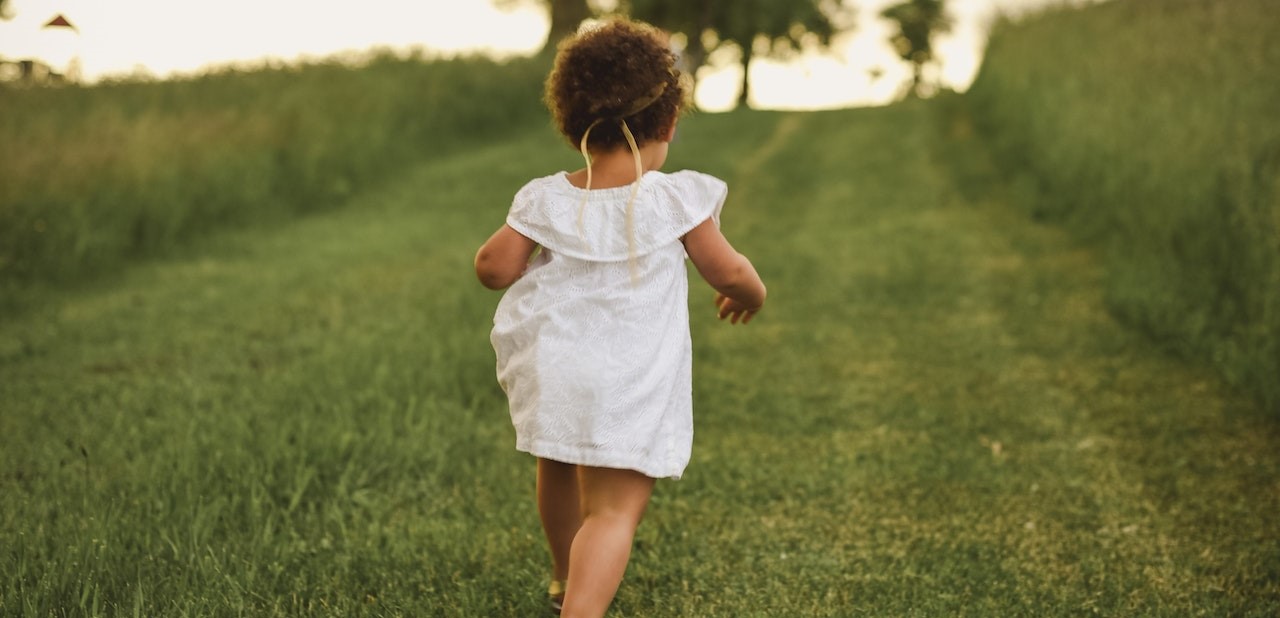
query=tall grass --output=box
[963,0,1280,412]
[4,104,1276,616]
[0,50,549,306]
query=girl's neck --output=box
[565,144,663,190]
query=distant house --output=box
[0,57,66,84]
[0,13,79,84]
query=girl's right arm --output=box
[475,225,538,290]
[682,218,767,324]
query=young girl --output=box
[475,17,767,617]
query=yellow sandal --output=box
[548,579,566,615]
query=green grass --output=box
[963,0,1280,413]
[0,51,549,305]
[3,100,1277,616]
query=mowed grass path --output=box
[3,102,1277,616]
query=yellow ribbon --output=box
[577,117,644,284]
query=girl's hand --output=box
[715,292,760,325]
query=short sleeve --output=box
[653,170,727,236]
[504,171,728,262]
[505,175,580,253]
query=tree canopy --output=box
[880,0,952,98]
[494,0,594,55]
[504,0,853,109]
[619,0,851,109]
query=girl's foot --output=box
[548,579,566,615]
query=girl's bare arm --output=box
[475,225,538,290]
[682,218,766,323]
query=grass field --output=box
[3,98,1277,615]
[0,52,546,303]
[964,0,1280,412]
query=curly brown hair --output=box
[545,17,689,152]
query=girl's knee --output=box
[577,466,654,522]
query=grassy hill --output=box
[0,51,548,311]
[2,100,1276,618]
[963,0,1280,412]
[1,2,1277,614]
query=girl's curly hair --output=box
[545,18,690,152]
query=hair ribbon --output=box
[576,81,669,283]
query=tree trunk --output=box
[543,0,591,53]
[685,2,715,109]
[681,34,707,92]
[737,41,753,109]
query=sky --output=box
[0,0,1085,111]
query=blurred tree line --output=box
[620,0,849,109]
[502,0,953,108]
[4,0,951,102]
[881,0,952,98]
[538,0,855,109]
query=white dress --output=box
[490,169,727,479]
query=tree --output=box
[495,0,594,55]
[880,0,952,98]
[1,0,12,20]
[544,0,592,53]
[619,0,850,109]
[620,0,715,90]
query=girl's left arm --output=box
[475,225,538,290]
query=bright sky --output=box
[0,0,1083,110]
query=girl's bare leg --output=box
[537,458,582,583]
[560,466,655,618]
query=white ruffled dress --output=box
[490,169,727,479]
